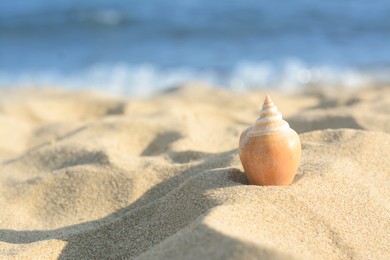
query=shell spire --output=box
[251,95,289,135]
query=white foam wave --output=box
[0,60,389,96]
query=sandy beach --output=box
[0,85,389,259]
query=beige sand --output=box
[0,85,389,259]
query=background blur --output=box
[1,0,389,96]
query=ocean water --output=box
[1,0,390,95]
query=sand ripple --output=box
[0,86,389,259]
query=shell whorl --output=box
[250,95,290,135]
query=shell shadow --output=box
[228,169,249,185]
[230,171,304,186]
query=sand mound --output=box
[288,86,390,133]
[0,86,389,259]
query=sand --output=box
[0,84,389,259]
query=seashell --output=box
[239,95,301,186]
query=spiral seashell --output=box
[239,95,301,186]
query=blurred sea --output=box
[1,0,390,96]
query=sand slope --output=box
[0,85,389,259]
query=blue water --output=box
[1,0,390,95]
